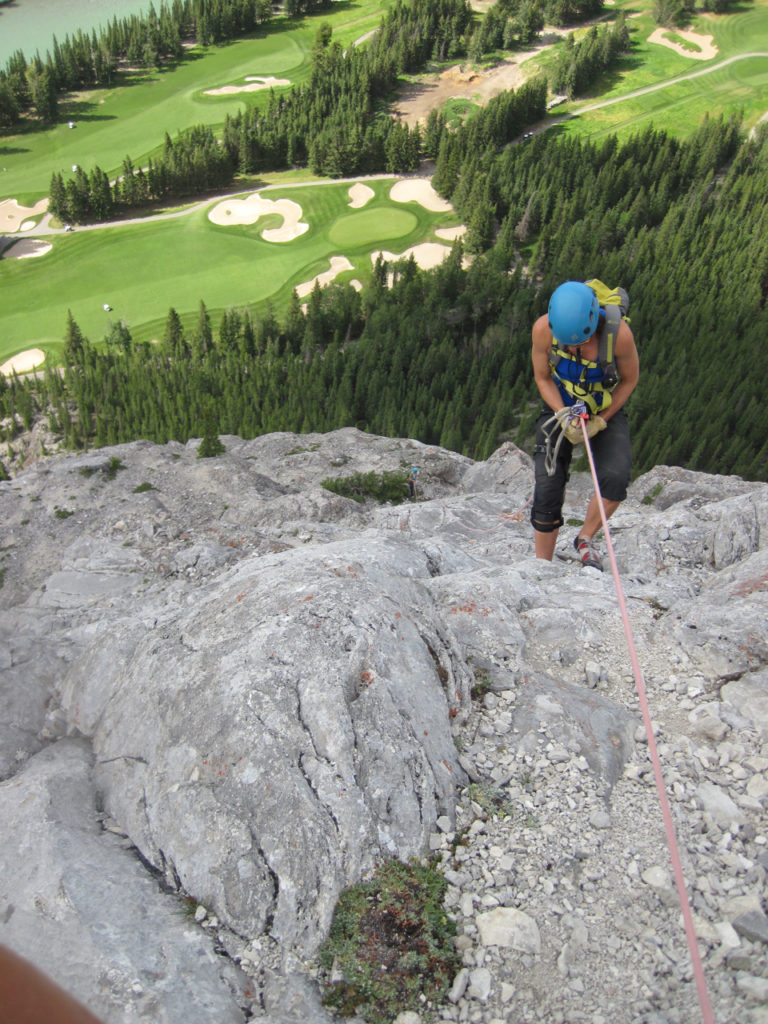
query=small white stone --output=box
[585,661,602,687]
[548,745,570,763]
[696,781,747,827]
[641,866,671,890]
[460,893,477,917]
[501,982,516,1003]
[746,774,768,799]
[194,904,207,922]
[589,809,611,830]
[448,967,469,1004]
[737,975,768,1002]
[467,967,492,1001]
[476,906,541,954]
[713,920,741,949]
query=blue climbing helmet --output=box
[548,281,600,345]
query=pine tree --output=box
[198,416,225,458]
[193,300,213,359]
[63,310,86,366]
[163,307,187,360]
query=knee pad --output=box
[531,510,563,533]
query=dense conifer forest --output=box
[1,0,765,483]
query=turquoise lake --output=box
[0,0,152,65]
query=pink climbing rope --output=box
[579,415,715,1024]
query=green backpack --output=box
[583,278,630,388]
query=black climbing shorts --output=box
[531,407,632,533]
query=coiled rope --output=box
[578,413,715,1024]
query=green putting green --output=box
[329,208,419,247]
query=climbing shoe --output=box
[574,534,603,571]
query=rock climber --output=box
[407,466,419,498]
[530,280,639,569]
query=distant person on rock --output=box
[407,466,419,498]
[530,280,639,570]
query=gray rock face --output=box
[62,536,468,954]
[1,427,767,1024]
[0,739,247,1023]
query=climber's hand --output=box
[586,415,607,439]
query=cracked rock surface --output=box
[0,430,767,1023]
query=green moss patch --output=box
[318,858,459,1024]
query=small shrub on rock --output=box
[321,470,409,504]
[197,433,225,458]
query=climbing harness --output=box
[539,401,589,476]
[549,280,630,415]
[578,413,715,1024]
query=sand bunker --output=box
[390,178,453,212]
[208,192,308,242]
[296,256,354,298]
[2,238,52,259]
[0,197,49,233]
[435,225,467,241]
[0,348,46,376]
[372,241,453,272]
[371,241,472,285]
[648,27,717,60]
[204,75,290,95]
[348,183,375,209]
